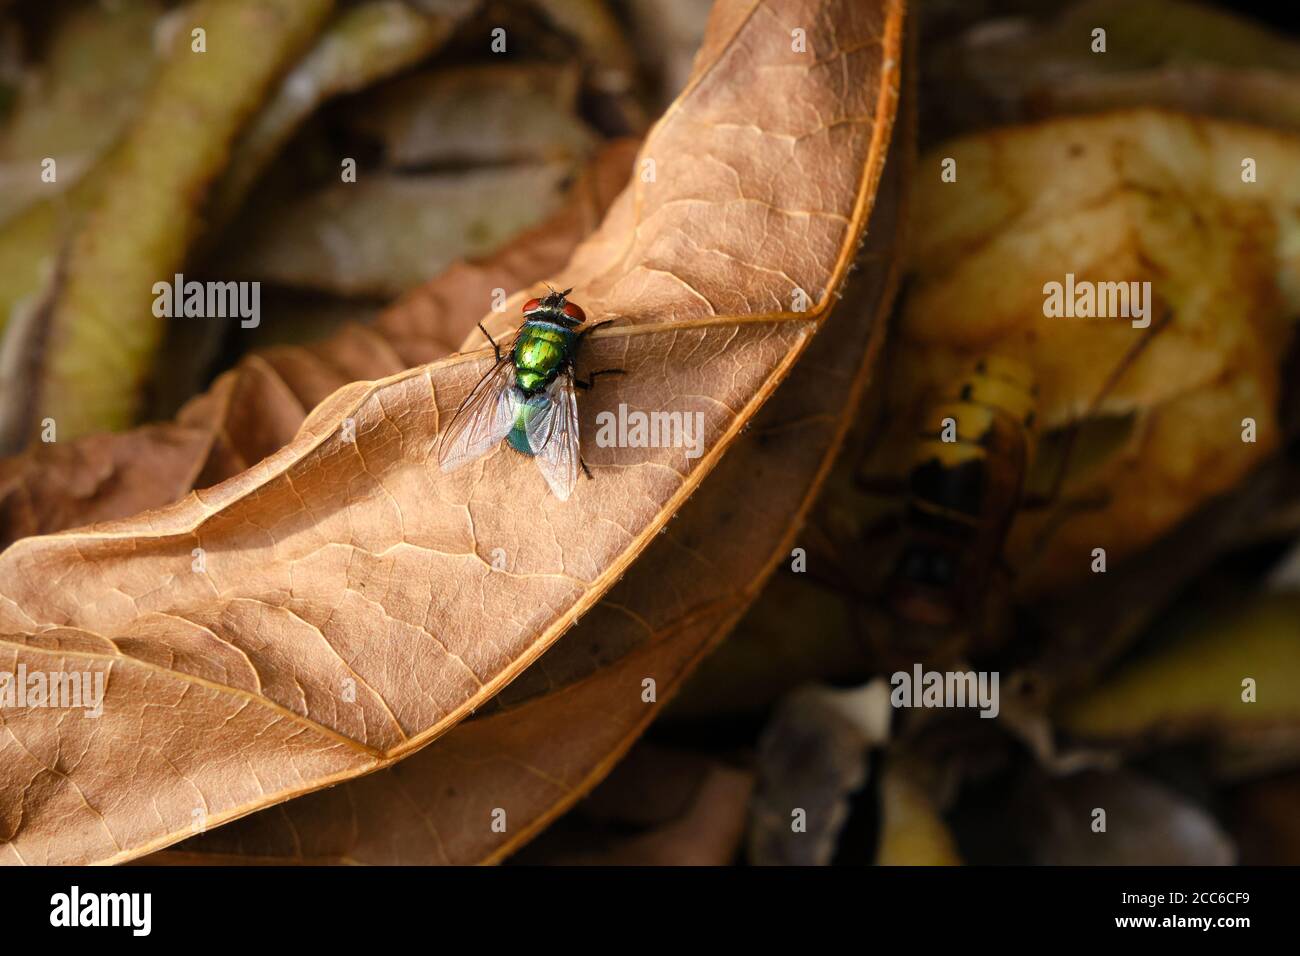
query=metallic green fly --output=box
[437,288,622,500]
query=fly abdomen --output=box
[506,395,547,456]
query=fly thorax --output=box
[513,321,576,393]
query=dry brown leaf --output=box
[867,110,1298,594]
[0,140,636,552]
[1020,769,1235,866]
[749,680,893,866]
[521,0,637,95]
[625,0,716,106]
[0,426,213,547]
[875,758,962,865]
[152,25,913,866]
[668,569,873,721]
[143,628,720,865]
[515,746,756,866]
[1057,594,1300,748]
[345,63,595,168]
[31,0,336,440]
[225,163,576,297]
[0,0,903,865]
[0,0,162,225]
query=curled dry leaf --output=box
[226,163,576,297]
[513,745,756,866]
[28,0,336,442]
[865,109,1298,595]
[207,0,477,231]
[1020,769,1235,866]
[0,1,162,225]
[345,63,595,168]
[520,0,637,94]
[1021,66,1300,134]
[923,0,1300,140]
[1058,595,1300,756]
[668,571,873,721]
[170,39,911,867]
[150,1,910,868]
[749,680,893,866]
[0,4,207,360]
[0,140,637,552]
[6,1,472,433]
[0,0,904,866]
[0,427,213,547]
[875,757,961,865]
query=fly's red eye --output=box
[562,301,586,322]
[522,297,541,314]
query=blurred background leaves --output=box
[1,0,1298,865]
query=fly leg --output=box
[576,319,623,390]
[580,457,594,480]
[478,321,501,362]
[575,369,625,391]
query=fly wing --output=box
[438,354,520,473]
[525,368,581,501]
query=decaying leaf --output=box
[875,757,962,865]
[207,0,476,231]
[1058,594,1300,753]
[520,0,637,94]
[346,63,595,168]
[749,680,893,865]
[0,140,637,551]
[1019,769,1235,866]
[924,0,1300,139]
[512,745,755,866]
[864,109,1298,594]
[225,163,575,297]
[0,426,213,546]
[29,0,335,441]
[669,572,873,721]
[0,0,904,866]
[0,4,191,352]
[1021,66,1300,134]
[148,18,913,867]
[0,1,162,225]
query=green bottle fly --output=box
[437,287,622,500]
